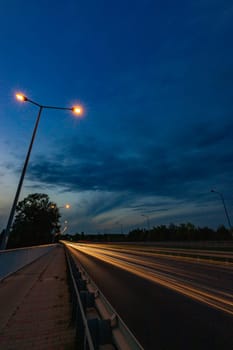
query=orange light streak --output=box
[66,243,233,316]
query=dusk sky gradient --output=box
[1,0,233,234]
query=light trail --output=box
[76,243,233,265]
[66,242,233,316]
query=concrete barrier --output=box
[0,244,57,280]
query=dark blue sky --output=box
[1,0,233,234]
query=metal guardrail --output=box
[65,248,95,350]
[64,246,144,350]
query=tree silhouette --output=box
[8,193,60,248]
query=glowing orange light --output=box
[16,93,26,102]
[65,204,71,209]
[72,105,83,115]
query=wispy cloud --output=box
[26,118,233,203]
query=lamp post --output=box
[62,220,69,234]
[115,221,123,234]
[141,214,150,230]
[0,93,82,250]
[211,189,232,230]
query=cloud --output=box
[25,116,233,209]
[180,120,233,149]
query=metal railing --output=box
[64,246,144,350]
[65,248,95,350]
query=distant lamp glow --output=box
[72,105,83,115]
[16,93,27,102]
[50,203,70,209]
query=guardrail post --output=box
[75,303,85,348]
[80,291,95,310]
[88,318,112,349]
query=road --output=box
[66,243,233,350]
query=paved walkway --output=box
[0,245,76,349]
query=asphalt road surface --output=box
[66,243,233,350]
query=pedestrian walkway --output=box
[0,244,76,349]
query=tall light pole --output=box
[141,214,150,230]
[62,220,69,234]
[0,93,83,250]
[211,189,232,230]
[115,221,123,234]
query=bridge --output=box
[0,242,233,349]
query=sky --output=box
[1,0,233,234]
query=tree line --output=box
[127,222,232,242]
[0,193,232,249]
[62,222,232,243]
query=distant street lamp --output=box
[51,204,71,210]
[211,189,232,230]
[115,221,123,234]
[141,214,150,230]
[0,93,83,250]
[53,220,69,242]
[61,220,69,234]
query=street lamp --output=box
[141,214,150,230]
[115,221,123,234]
[0,93,83,250]
[50,204,71,210]
[210,189,232,230]
[61,220,69,234]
